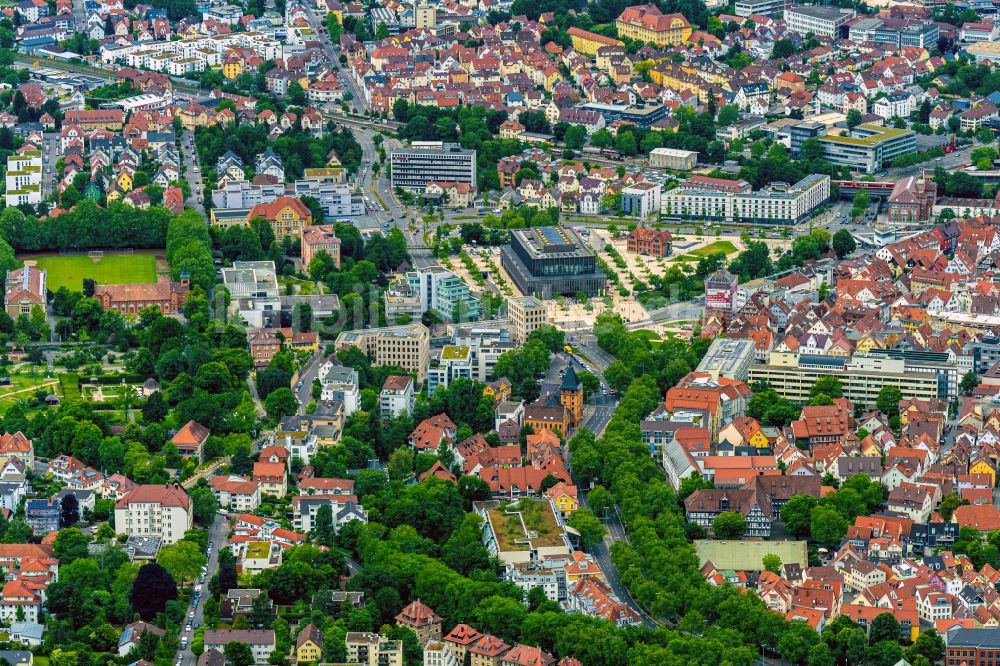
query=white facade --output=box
[662,174,829,224]
[113,484,192,545]
[784,5,855,38]
[873,93,914,120]
[423,643,458,666]
[621,182,662,218]
[5,151,42,207]
[380,379,414,419]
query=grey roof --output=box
[9,623,43,641]
[662,439,695,478]
[197,649,226,666]
[835,456,882,477]
[204,630,275,647]
[0,652,33,665]
[946,627,1000,648]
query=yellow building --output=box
[295,624,322,663]
[616,4,691,46]
[248,196,313,242]
[567,27,624,57]
[546,482,578,518]
[971,458,997,486]
[116,171,133,192]
[222,59,242,79]
[854,334,885,354]
[483,378,511,403]
[649,62,707,99]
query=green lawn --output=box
[32,253,159,292]
[689,241,738,257]
[633,330,660,343]
[0,375,59,409]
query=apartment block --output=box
[335,324,430,381]
[661,174,829,224]
[113,483,192,545]
[405,266,481,322]
[784,5,855,37]
[5,151,41,207]
[507,296,548,344]
[346,633,403,666]
[748,352,943,407]
[380,375,415,419]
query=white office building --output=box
[784,5,855,38]
[390,143,477,191]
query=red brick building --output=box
[626,228,673,256]
[94,274,190,315]
[887,175,937,224]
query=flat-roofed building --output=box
[696,338,756,382]
[390,143,476,191]
[818,124,916,174]
[501,226,606,299]
[661,174,830,224]
[345,632,403,666]
[735,0,789,17]
[335,324,430,381]
[507,296,547,344]
[784,4,855,37]
[748,352,943,407]
[621,181,662,218]
[649,147,698,170]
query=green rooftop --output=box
[819,123,912,147]
[245,541,271,559]
[442,345,470,360]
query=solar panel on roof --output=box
[540,227,564,245]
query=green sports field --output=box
[31,253,159,292]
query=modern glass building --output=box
[501,227,606,299]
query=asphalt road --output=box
[568,333,616,373]
[41,132,59,199]
[178,514,228,666]
[580,491,658,629]
[295,353,323,407]
[300,0,367,114]
[180,130,205,214]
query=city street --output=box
[580,491,657,629]
[295,353,323,407]
[178,514,228,666]
[299,0,367,114]
[180,130,205,214]
[41,132,59,199]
